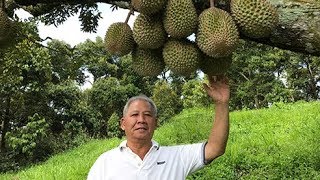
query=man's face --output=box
[121,99,157,142]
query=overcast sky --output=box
[16,3,137,46]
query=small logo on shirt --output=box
[157,161,166,165]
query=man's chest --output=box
[105,149,186,180]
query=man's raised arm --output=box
[203,75,230,163]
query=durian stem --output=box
[210,0,215,7]
[125,7,134,24]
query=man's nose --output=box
[137,114,146,123]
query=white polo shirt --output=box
[87,140,207,180]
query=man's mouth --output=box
[135,127,147,131]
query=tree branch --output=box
[10,0,320,56]
[14,0,130,6]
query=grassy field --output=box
[1,101,319,179]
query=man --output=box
[87,75,230,180]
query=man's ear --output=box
[120,117,125,130]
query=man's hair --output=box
[122,95,157,117]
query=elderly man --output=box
[87,75,230,180]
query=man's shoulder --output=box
[161,142,204,149]
[97,146,121,159]
[158,142,205,153]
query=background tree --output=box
[0,21,99,171]
[47,40,86,84]
[228,40,293,110]
[282,53,320,101]
[152,80,182,125]
[0,21,51,152]
[74,37,118,81]
[181,78,211,109]
[88,77,139,137]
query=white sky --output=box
[15,3,137,46]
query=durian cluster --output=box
[104,0,279,77]
[0,9,18,48]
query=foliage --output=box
[67,95,102,137]
[47,40,86,85]
[228,40,295,110]
[45,121,90,154]
[0,22,97,171]
[152,80,182,125]
[107,112,123,138]
[46,81,84,133]
[181,78,211,109]
[88,77,139,137]
[0,21,53,155]
[33,3,102,33]
[282,53,320,101]
[0,150,20,173]
[74,37,116,81]
[117,55,158,97]
[6,113,49,157]
[75,38,157,97]
[163,71,199,97]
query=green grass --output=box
[1,101,319,179]
[0,138,121,180]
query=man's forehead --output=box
[128,110,152,113]
[128,100,152,110]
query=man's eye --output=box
[131,114,138,116]
[144,113,152,117]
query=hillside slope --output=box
[1,101,319,179]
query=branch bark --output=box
[10,0,320,56]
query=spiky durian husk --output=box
[104,22,134,56]
[231,0,279,38]
[133,14,166,49]
[200,55,232,76]
[197,7,239,58]
[163,0,198,39]
[163,39,201,76]
[132,47,165,77]
[132,0,167,15]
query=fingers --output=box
[208,74,229,84]
[219,75,229,85]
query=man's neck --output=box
[126,140,153,160]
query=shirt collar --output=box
[119,140,159,151]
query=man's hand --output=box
[203,75,230,104]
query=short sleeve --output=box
[87,153,107,180]
[178,142,206,175]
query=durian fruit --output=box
[133,14,166,49]
[132,0,167,15]
[197,7,239,58]
[200,55,232,76]
[132,47,165,77]
[231,0,278,38]
[163,0,198,39]
[163,39,201,76]
[104,22,135,56]
[0,9,16,48]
